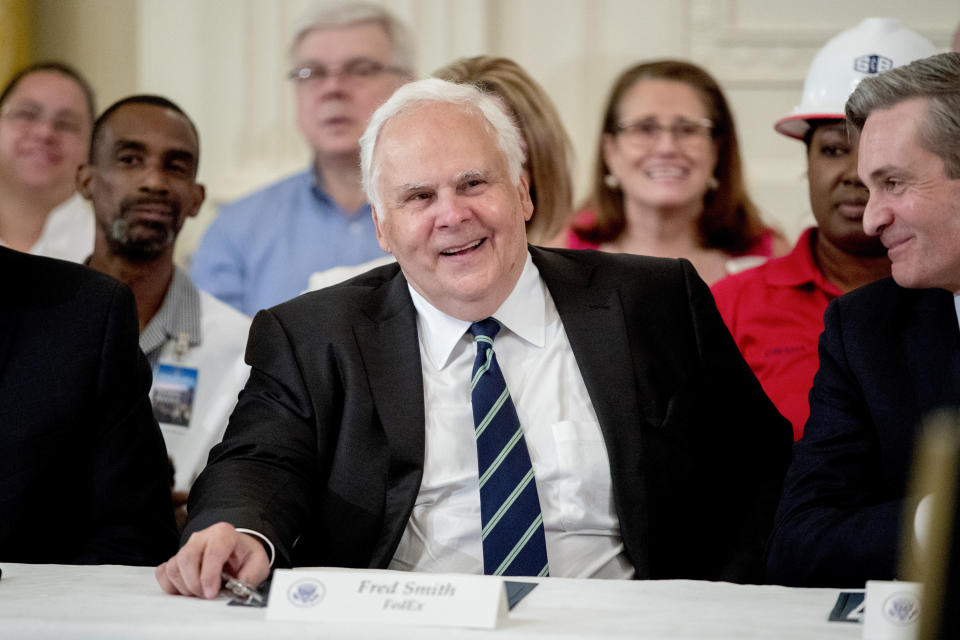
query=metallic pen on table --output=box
[221,572,264,604]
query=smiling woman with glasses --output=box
[0,61,96,262]
[566,59,787,286]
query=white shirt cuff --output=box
[235,527,276,567]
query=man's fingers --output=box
[155,562,179,595]
[157,556,193,597]
[199,525,237,599]
[233,537,271,587]
[155,522,246,599]
[176,534,209,597]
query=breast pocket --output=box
[550,420,617,532]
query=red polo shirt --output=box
[711,228,841,440]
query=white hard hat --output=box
[775,17,936,140]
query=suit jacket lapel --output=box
[354,270,426,567]
[531,247,651,577]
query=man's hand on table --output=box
[155,522,269,598]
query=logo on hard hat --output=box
[853,54,893,75]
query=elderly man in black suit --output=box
[0,247,177,564]
[767,52,960,587]
[157,78,790,599]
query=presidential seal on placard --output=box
[882,591,921,625]
[288,579,326,607]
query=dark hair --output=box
[801,118,845,150]
[0,61,96,124]
[846,52,960,180]
[433,56,574,245]
[90,94,200,164]
[575,59,765,253]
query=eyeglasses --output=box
[614,117,714,151]
[288,58,407,85]
[0,102,85,137]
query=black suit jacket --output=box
[0,248,177,564]
[766,278,960,587]
[187,247,791,582]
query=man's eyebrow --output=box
[52,107,83,119]
[867,165,903,182]
[295,55,379,67]
[456,169,490,182]
[165,148,198,164]
[111,140,197,164]
[393,181,435,193]
[113,139,147,153]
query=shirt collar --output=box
[954,293,960,331]
[139,267,202,357]
[308,164,372,218]
[409,251,545,369]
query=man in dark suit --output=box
[0,247,178,564]
[157,78,791,598]
[767,52,960,587]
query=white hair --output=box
[290,1,415,72]
[359,77,526,216]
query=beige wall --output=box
[1,0,32,86]
[31,0,137,111]
[29,0,960,266]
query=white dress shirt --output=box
[28,194,94,263]
[388,252,634,579]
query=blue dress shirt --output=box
[190,169,386,316]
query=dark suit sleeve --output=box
[679,261,794,582]
[766,299,902,587]
[80,282,178,565]
[184,308,323,565]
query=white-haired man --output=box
[157,79,790,598]
[190,2,414,316]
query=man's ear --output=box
[186,183,206,219]
[372,207,392,254]
[76,163,95,201]
[517,174,534,222]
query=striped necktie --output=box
[469,318,549,577]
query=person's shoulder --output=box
[217,170,312,219]
[538,244,679,268]
[268,260,404,320]
[740,226,791,259]
[712,259,769,294]
[533,245,691,290]
[198,287,253,330]
[825,277,916,338]
[306,256,396,292]
[4,248,123,307]
[834,276,901,314]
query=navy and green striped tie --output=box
[469,318,549,577]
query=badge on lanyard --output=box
[152,363,198,427]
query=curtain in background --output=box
[0,0,31,88]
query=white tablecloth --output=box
[0,563,861,639]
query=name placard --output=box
[265,568,508,629]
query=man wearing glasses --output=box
[190,3,414,316]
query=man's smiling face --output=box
[859,97,960,292]
[371,101,533,321]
